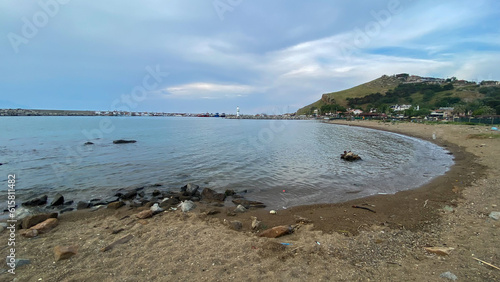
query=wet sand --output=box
[2,120,499,281]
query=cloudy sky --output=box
[1,0,499,114]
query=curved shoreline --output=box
[5,120,499,281]
[234,120,483,235]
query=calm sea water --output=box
[0,117,453,210]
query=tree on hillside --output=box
[473,106,496,116]
[452,104,467,115]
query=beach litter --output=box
[439,271,458,281]
[178,200,196,212]
[489,211,500,220]
[492,127,498,131]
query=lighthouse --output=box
[236,106,240,117]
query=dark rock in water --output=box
[22,195,48,207]
[76,201,92,210]
[63,200,74,206]
[225,189,235,196]
[152,190,161,197]
[59,208,74,214]
[232,194,245,199]
[21,213,58,229]
[137,191,145,198]
[153,183,162,187]
[84,141,94,145]
[113,139,137,144]
[201,188,226,202]
[340,151,362,161]
[181,183,199,196]
[107,201,125,209]
[50,193,65,206]
[120,190,138,200]
[231,199,266,208]
[0,163,3,166]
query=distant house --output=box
[348,109,363,115]
[390,104,412,112]
[480,80,500,86]
[430,107,454,119]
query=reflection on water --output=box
[0,117,453,210]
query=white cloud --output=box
[158,82,257,99]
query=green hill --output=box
[297,74,500,116]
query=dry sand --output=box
[2,120,499,281]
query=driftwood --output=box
[473,257,500,271]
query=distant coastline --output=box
[0,108,310,120]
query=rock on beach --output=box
[54,245,79,261]
[258,225,293,238]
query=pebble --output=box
[440,271,457,281]
[270,210,277,214]
[54,245,79,261]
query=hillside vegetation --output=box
[297,74,500,116]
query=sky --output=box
[1,0,499,114]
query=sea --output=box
[0,116,454,211]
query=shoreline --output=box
[2,120,499,281]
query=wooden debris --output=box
[473,257,500,271]
[424,247,454,256]
[352,205,376,213]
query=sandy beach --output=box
[2,120,499,281]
